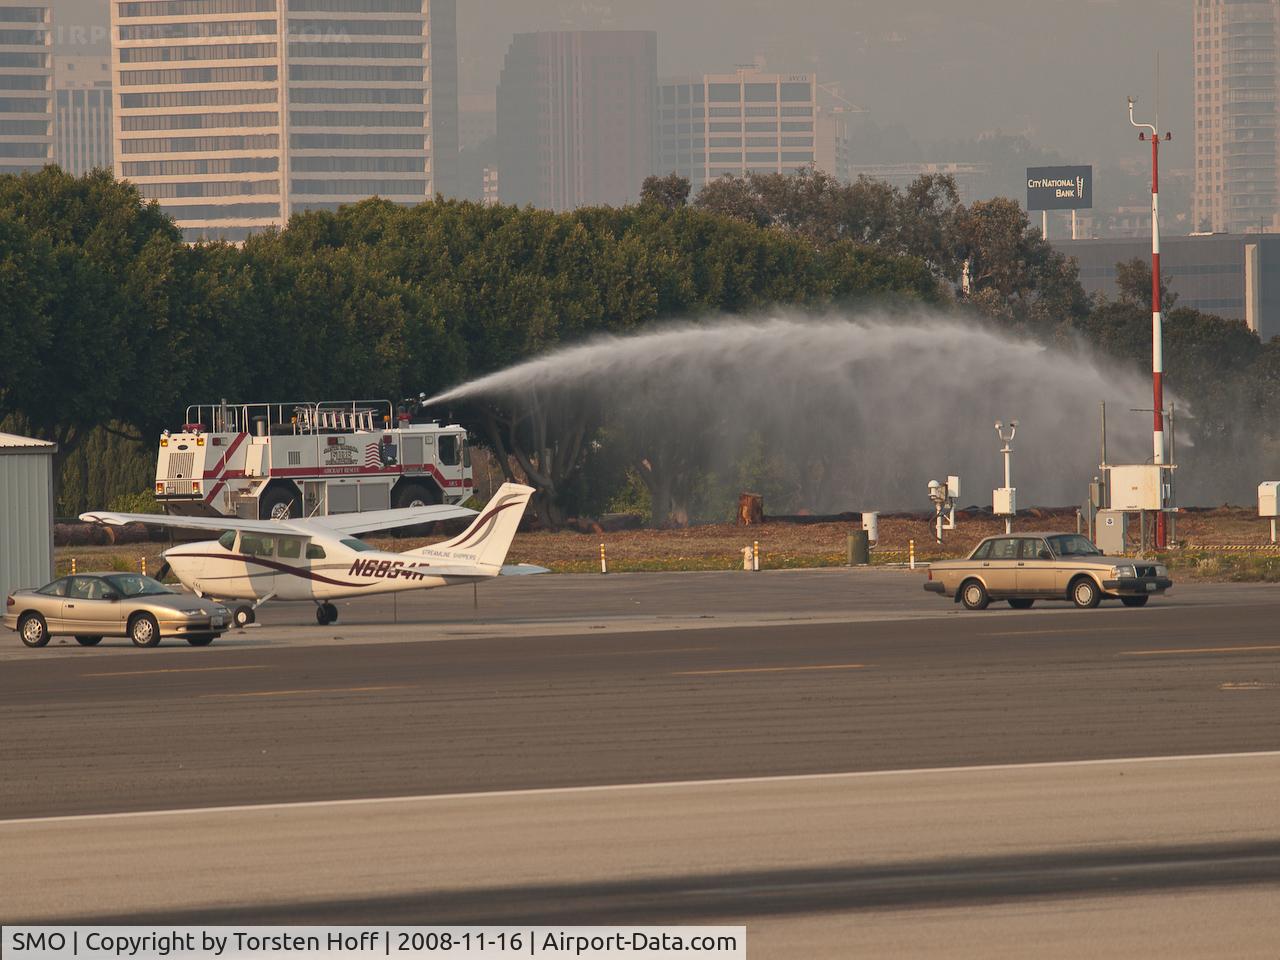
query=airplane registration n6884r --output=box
[81,483,543,627]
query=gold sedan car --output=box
[923,532,1172,610]
[4,573,230,648]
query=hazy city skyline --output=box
[52,0,1193,173]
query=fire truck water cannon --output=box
[927,475,961,544]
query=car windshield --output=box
[1046,534,1102,557]
[102,574,175,597]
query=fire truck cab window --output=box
[218,530,236,550]
[241,535,274,557]
[277,537,302,559]
[306,543,326,560]
[438,434,459,465]
[462,439,471,468]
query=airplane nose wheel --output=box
[316,602,338,626]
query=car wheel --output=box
[129,613,161,648]
[76,635,103,646]
[1008,599,1035,610]
[1120,596,1149,608]
[187,634,215,646]
[233,605,255,628]
[1071,576,1102,609]
[18,613,49,648]
[960,579,990,611]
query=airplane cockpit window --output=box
[306,544,326,559]
[278,537,302,559]
[218,530,236,550]
[241,535,274,557]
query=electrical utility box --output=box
[947,475,961,500]
[993,486,1016,516]
[1109,465,1163,511]
[1260,482,1280,517]
[1095,510,1128,555]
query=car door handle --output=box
[1017,562,1026,567]
[66,603,75,608]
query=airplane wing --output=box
[297,503,476,536]
[79,511,286,535]
[80,503,477,538]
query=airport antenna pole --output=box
[1129,96,1170,549]
[996,420,1017,535]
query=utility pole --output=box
[1129,96,1171,549]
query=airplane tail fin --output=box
[407,483,535,570]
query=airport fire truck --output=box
[154,399,473,520]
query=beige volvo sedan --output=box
[4,573,230,648]
[923,532,1172,610]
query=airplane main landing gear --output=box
[233,605,255,627]
[316,602,338,626]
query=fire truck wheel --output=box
[316,603,338,626]
[260,486,301,520]
[393,482,440,509]
[233,605,255,627]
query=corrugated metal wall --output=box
[0,452,54,596]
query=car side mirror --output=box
[102,591,120,602]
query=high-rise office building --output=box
[657,69,846,194]
[497,31,656,210]
[1193,0,1280,233]
[0,1,52,174]
[54,55,112,175]
[110,0,458,242]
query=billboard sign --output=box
[1026,165,1092,211]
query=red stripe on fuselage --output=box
[172,552,388,588]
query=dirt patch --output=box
[49,507,1280,581]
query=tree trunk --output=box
[738,492,764,525]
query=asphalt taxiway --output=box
[2,570,1278,956]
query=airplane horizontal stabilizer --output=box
[500,563,551,576]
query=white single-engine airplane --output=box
[81,483,541,627]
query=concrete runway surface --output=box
[3,570,1279,956]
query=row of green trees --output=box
[0,167,937,518]
[1,166,1276,520]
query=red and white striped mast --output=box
[1129,96,1171,549]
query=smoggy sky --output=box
[56,0,1193,168]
